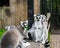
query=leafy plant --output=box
[48,32,50,42]
[0,29,6,39]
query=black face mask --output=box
[23,22,26,27]
[37,19,39,21]
[36,16,40,21]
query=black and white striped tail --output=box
[44,40,50,48]
[16,42,22,48]
[16,45,21,48]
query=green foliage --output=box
[48,32,50,42]
[0,29,6,39]
[25,26,28,31]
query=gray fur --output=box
[1,27,23,48]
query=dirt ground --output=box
[50,34,60,48]
[27,41,44,48]
[28,34,60,48]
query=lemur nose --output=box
[37,19,39,21]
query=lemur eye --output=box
[42,17,43,19]
[36,16,41,19]
[36,16,38,19]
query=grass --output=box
[0,29,6,39]
[48,32,50,42]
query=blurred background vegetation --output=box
[40,0,60,29]
[0,29,6,39]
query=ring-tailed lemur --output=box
[1,29,23,48]
[1,20,29,48]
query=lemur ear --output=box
[26,20,28,23]
[20,21,23,24]
[20,21,24,27]
[34,14,37,20]
[34,14,36,17]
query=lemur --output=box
[1,29,23,48]
[1,20,28,48]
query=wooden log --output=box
[34,0,40,14]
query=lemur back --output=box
[1,29,23,48]
[1,21,28,48]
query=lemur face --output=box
[5,26,16,31]
[34,14,41,21]
[40,15,46,22]
[20,20,28,28]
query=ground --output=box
[26,41,44,48]
[50,34,60,48]
[28,34,60,48]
